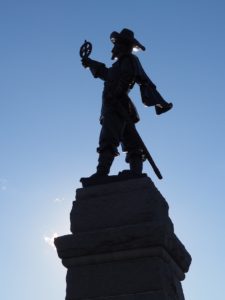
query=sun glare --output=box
[132,47,140,52]
[44,232,58,250]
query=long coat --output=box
[87,53,162,118]
[87,53,142,123]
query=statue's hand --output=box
[81,57,91,68]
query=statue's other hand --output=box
[81,57,91,68]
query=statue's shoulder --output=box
[125,54,143,74]
[130,53,142,64]
[119,54,139,66]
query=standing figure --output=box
[81,28,172,178]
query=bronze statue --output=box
[80,29,172,179]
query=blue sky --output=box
[0,1,225,299]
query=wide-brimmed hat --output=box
[110,28,145,51]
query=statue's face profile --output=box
[111,43,120,60]
[111,42,132,60]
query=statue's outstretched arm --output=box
[82,57,108,80]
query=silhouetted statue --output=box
[81,29,172,179]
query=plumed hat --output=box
[110,28,146,51]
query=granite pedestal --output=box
[55,176,191,300]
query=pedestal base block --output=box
[64,247,185,300]
[55,177,191,300]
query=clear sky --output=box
[0,0,225,299]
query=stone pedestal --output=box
[55,176,191,300]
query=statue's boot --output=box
[155,102,173,115]
[129,153,143,175]
[91,151,114,177]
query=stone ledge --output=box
[62,246,185,281]
[55,222,191,273]
[76,177,161,200]
[80,172,148,188]
[66,290,169,300]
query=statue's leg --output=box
[95,149,114,176]
[122,124,144,175]
[127,151,143,175]
[93,112,125,176]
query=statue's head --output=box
[110,28,145,60]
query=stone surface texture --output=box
[55,177,191,300]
